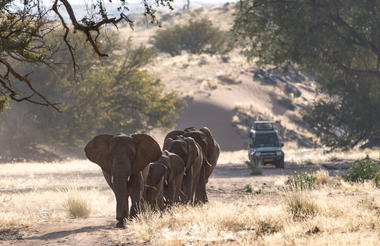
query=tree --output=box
[151,18,233,56]
[233,0,380,148]
[0,0,173,108]
[0,32,184,160]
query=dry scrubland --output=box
[1,150,380,245]
[1,3,380,246]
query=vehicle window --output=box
[253,133,279,147]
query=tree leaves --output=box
[234,0,380,148]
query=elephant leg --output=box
[181,170,193,204]
[130,172,144,218]
[158,195,165,211]
[191,176,198,205]
[167,182,176,206]
[195,166,208,204]
[175,172,184,203]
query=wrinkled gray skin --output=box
[144,163,167,211]
[164,127,220,204]
[163,136,203,205]
[84,133,161,228]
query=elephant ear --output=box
[164,130,184,149]
[132,134,161,175]
[199,127,214,159]
[184,137,198,170]
[163,138,173,151]
[84,134,113,173]
[184,131,208,162]
[200,127,221,165]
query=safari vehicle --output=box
[248,121,284,168]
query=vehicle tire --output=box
[276,159,284,169]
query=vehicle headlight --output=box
[255,152,261,156]
[276,151,283,156]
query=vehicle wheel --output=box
[276,159,284,169]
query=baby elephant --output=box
[160,150,185,205]
[144,163,167,211]
[144,151,185,210]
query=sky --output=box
[67,0,238,5]
[67,0,239,8]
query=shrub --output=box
[314,170,330,185]
[246,160,262,175]
[285,171,316,191]
[255,219,282,236]
[375,170,380,188]
[343,159,380,183]
[287,194,318,221]
[151,18,233,56]
[65,196,91,218]
[244,184,253,193]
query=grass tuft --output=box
[287,193,318,221]
[255,219,282,237]
[246,160,262,175]
[314,170,330,185]
[64,196,91,219]
[285,171,316,191]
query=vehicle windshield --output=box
[253,132,280,148]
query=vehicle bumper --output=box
[252,155,284,165]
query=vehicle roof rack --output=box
[253,121,276,130]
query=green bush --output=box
[375,170,380,188]
[151,18,233,56]
[343,159,380,183]
[0,96,9,113]
[285,171,316,191]
[246,160,262,175]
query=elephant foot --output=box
[116,220,125,228]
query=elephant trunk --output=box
[112,160,131,225]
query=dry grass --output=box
[284,147,380,164]
[64,194,91,218]
[124,186,380,246]
[200,79,218,90]
[287,193,318,221]
[218,150,247,165]
[0,160,114,228]
[314,170,330,185]
[1,157,380,245]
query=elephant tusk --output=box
[179,190,187,199]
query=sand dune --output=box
[176,100,245,151]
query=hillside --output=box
[118,3,317,151]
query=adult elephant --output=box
[84,133,161,228]
[163,136,203,204]
[165,127,220,203]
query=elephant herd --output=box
[84,127,220,228]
